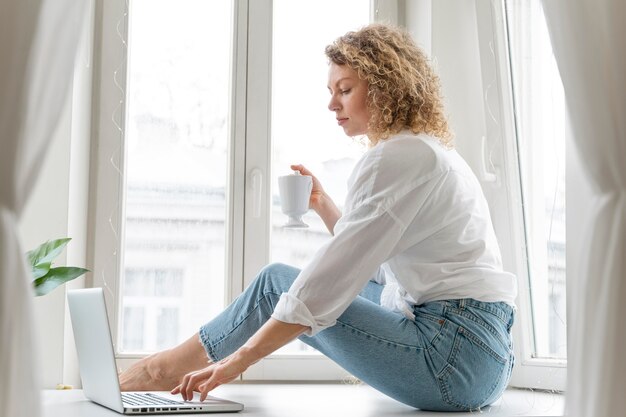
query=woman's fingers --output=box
[198,367,239,401]
[199,380,215,402]
[187,369,213,400]
[179,372,194,401]
[171,367,214,401]
[171,354,248,402]
[290,164,325,205]
[290,164,310,175]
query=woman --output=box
[120,23,517,411]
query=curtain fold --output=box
[542,1,626,416]
[0,1,88,416]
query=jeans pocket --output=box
[437,326,511,410]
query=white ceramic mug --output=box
[278,171,313,228]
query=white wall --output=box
[18,5,94,388]
[19,89,73,389]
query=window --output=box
[122,269,183,351]
[474,0,568,390]
[505,0,566,360]
[93,0,234,355]
[119,0,233,353]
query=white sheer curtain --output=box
[0,1,87,416]
[542,1,626,416]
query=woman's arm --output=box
[172,319,308,401]
[291,164,342,234]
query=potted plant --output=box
[27,238,89,296]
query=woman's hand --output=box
[290,164,342,234]
[171,319,307,402]
[290,164,326,211]
[171,352,250,402]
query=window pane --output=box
[122,307,145,351]
[156,307,180,350]
[270,0,370,353]
[120,0,233,353]
[505,0,566,359]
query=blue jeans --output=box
[198,263,515,411]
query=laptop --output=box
[67,288,244,414]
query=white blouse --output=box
[272,132,517,336]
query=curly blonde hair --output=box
[325,23,453,147]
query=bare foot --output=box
[119,353,181,391]
[119,333,211,391]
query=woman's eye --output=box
[340,89,351,95]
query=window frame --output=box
[91,0,131,357]
[474,0,566,391]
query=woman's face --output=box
[327,63,370,137]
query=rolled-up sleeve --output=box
[271,202,406,336]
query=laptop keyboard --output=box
[122,392,184,406]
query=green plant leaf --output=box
[32,266,89,297]
[27,238,72,280]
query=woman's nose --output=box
[328,96,340,112]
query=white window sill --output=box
[43,383,564,416]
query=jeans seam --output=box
[199,327,219,362]
[449,299,512,324]
[436,327,464,409]
[449,307,507,347]
[456,308,511,360]
[461,328,507,363]
[334,318,424,350]
[427,319,449,348]
[443,326,463,373]
[465,301,510,324]
[205,339,219,362]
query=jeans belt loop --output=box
[459,298,466,309]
